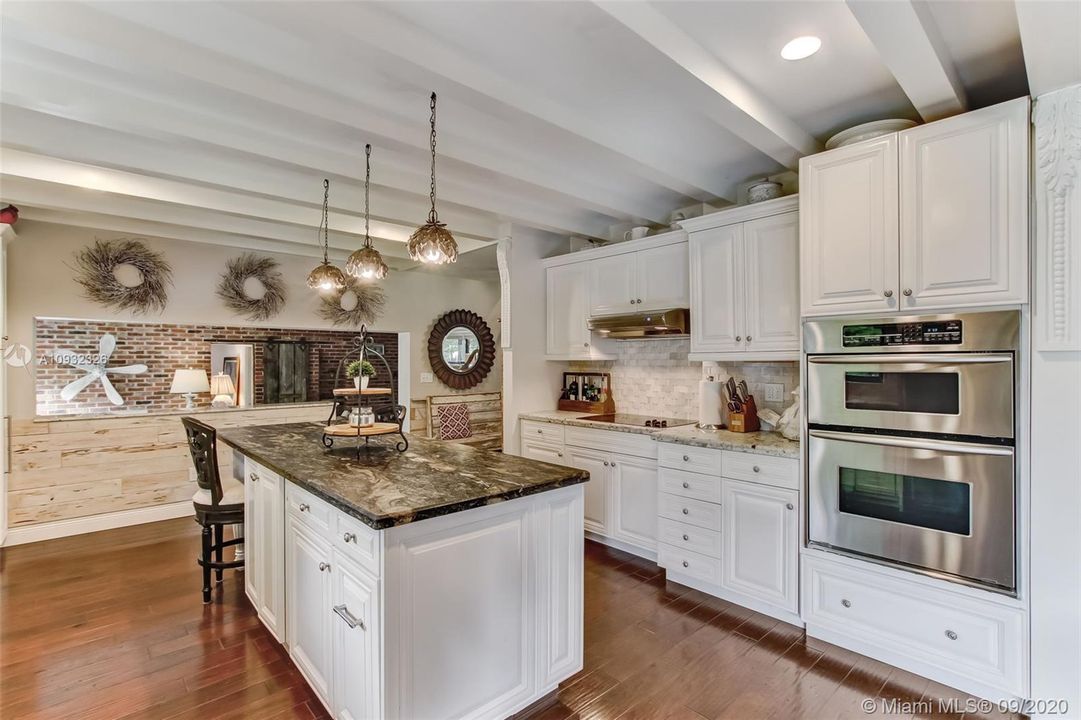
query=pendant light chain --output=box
[364,144,372,248]
[428,92,438,224]
[320,178,330,263]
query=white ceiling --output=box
[0,0,1071,276]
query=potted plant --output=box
[346,359,376,390]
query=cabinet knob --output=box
[682,482,690,489]
[299,503,310,512]
[343,532,356,543]
[536,429,543,433]
[735,336,742,342]
[786,503,794,510]
[318,562,330,572]
[945,630,958,641]
[682,560,689,568]
[682,455,690,462]
[903,288,913,297]
[631,299,636,304]
[682,534,689,541]
[637,298,642,304]
[682,508,689,515]
[884,290,894,298]
[603,461,609,467]
[752,466,760,473]
[584,342,590,347]
[746,336,752,342]
[557,452,563,457]
[249,473,259,482]
[841,598,851,608]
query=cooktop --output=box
[578,414,696,429]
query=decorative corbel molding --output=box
[1034,84,1081,351]
[496,236,512,349]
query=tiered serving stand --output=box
[321,326,408,457]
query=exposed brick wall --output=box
[34,318,398,416]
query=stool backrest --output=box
[181,416,223,506]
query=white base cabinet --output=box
[243,450,584,720]
[243,458,285,643]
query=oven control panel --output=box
[842,320,963,347]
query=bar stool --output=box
[182,416,245,603]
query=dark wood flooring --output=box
[0,518,1019,720]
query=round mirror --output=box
[428,309,495,390]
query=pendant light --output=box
[346,144,389,281]
[306,178,347,293]
[407,92,458,265]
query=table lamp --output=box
[170,368,210,410]
[210,373,236,408]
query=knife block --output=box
[727,395,760,433]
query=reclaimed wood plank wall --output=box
[8,404,331,527]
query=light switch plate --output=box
[764,383,784,402]
[421,372,434,383]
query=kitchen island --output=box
[219,422,588,720]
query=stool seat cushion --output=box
[192,478,245,507]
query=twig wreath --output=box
[216,253,286,321]
[318,277,386,327]
[72,238,172,314]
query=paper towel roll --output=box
[698,379,723,428]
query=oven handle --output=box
[808,353,1013,365]
[808,429,1015,456]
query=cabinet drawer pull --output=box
[318,562,330,572]
[786,503,794,510]
[682,560,689,568]
[903,288,913,297]
[249,473,259,482]
[682,455,689,462]
[884,289,894,298]
[682,534,689,541]
[299,503,310,512]
[343,532,357,543]
[841,598,851,608]
[682,508,689,515]
[333,604,366,630]
[945,630,958,641]
[682,482,690,489]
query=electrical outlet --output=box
[764,383,784,403]
[421,372,434,383]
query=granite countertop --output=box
[519,411,800,458]
[650,425,800,458]
[218,422,588,530]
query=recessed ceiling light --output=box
[781,36,821,61]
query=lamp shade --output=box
[170,368,210,394]
[210,373,236,397]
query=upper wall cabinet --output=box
[800,97,1029,317]
[545,262,592,359]
[589,236,688,316]
[683,197,800,360]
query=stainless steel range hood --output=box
[587,309,689,338]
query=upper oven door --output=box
[807,353,1014,439]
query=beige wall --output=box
[6,221,502,419]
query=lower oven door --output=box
[808,429,1015,591]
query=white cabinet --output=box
[332,556,380,720]
[545,263,592,358]
[800,135,900,316]
[800,98,1029,317]
[286,516,334,705]
[608,453,658,550]
[589,252,638,316]
[587,235,689,316]
[899,98,1029,310]
[521,437,566,466]
[244,460,285,643]
[564,446,610,536]
[686,202,799,358]
[720,478,798,614]
[635,242,689,311]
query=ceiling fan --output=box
[54,333,148,406]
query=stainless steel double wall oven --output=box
[805,311,1019,593]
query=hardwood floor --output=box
[0,519,1019,720]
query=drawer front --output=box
[658,543,721,585]
[659,467,722,503]
[803,555,1026,695]
[334,512,380,577]
[565,426,656,459]
[721,451,798,490]
[286,481,333,534]
[658,442,722,475]
[522,420,565,445]
[658,492,722,531]
[657,517,721,558]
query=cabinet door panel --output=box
[800,136,899,316]
[286,517,333,704]
[900,98,1028,309]
[243,460,260,610]
[609,454,657,551]
[333,556,380,720]
[721,479,798,613]
[258,470,285,642]
[636,242,688,311]
[564,446,609,535]
[689,225,744,353]
[744,212,800,352]
[589,253,638,317]
[546,264,591,357]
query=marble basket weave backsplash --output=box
[567,338,798,417]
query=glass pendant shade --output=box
[308,178,346,293]
[346,143,389,281]
[411,92,458,265]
